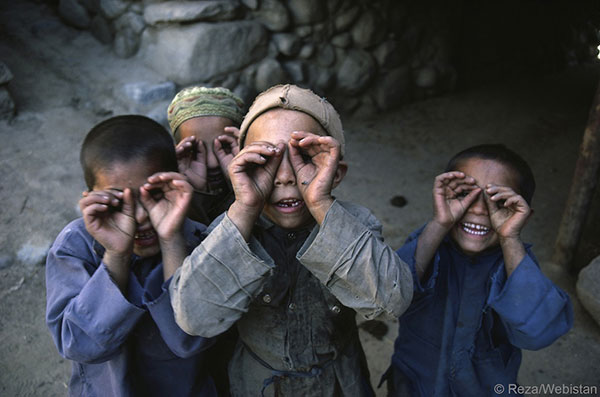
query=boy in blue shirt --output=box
[387,144,573,396]
[46,115,217,396]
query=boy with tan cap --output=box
[170,84,413,396]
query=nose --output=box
[134,198,149,225]
[468,192,488,216]
[274,151,296,186]
[205,143,219,169]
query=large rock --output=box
[351,9,386,49]
[139,21,268,85]
[254,58,289,92]
[240,0,259,10]
[144,1,241,25]
[115,11,145,35]
[287,0,325,25]
[58,0,91,29]
[283,60,305,83]
[316,43,335,67]
[298,43,315,59]
[99,0,128,20]
[123,81,176,105]
[372,67,411,110]
[0,87,15,120]
[0,62,13,85]
[334,5,360,32]
[577,255,600,327]
[336,48,376,94]
[253,0,290,32]
[114,28,141,58]
[331,32,351,48]
[373,40,408,70]
[17,241,51,267]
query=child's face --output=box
[246,109,325,230]
[93,159,165,258]
[178,116,237,193]
[450,158,520,256]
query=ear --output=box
[331,160,348,189]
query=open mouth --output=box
[274,198,305,213]
[134,229,158,246]
[461,222,491,236]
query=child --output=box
[168,86,245,224]
[386,144,573,396]
[169,84,413,396]
[46,115,217,396]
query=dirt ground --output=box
[1,1,600,396]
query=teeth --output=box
[278,199,302,207]
[461,222,490,236]
[135,231,155,239]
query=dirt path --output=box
[1,1,599,396]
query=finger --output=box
[80,191,121,209]
[175,137,196,156]
[434,172,468,187]
[224,126,241,139]
[238,143,281,157]
[120,188,135,217]
[489,191,516,202]
[461,187,482,209]
[230,152,269,169]
[485,184,515,195]
[81,202,110,218]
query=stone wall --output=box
[56,0,457,114]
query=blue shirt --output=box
[391,227,573,396]
[46,218,217,397]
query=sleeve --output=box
[142,266,215,358]
[45,227,145,364]
[486,250,574,350]
[297,201,413,319]
[395,225,442,295]
[169,214,275,337]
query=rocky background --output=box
[47,0,600,125]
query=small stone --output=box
[577,256,600,327]
[99,0,128,20]
[0,62,13,85]
[115,12,145,35]
[253,0,290,32]
[414,66,437,88]
[334,5,359,32]
[272,33,301,57]
[295,25,312,38]
[390,195,407,207]
[351,9,386,49]
[114,29,140,58]
[283,60,305,83]
[17,242,51,267]
[240,0,259,10]
[336,48,376,94]
[287,0,325,25]
[254,58,289,93]
[298,43,315,59]
[123,81,176,106]
[331,32,351,48]
[316,43,335,67]
[0,87,15,120]
[58,0,91,29]
[144,1,241,25]
[90,14,114,44]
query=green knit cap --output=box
[167,86,245,138]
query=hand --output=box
[288,131,340,215]
[79,189,136,255]
[214,129,241,180]
[176,136,207,191]
[484,184,531,240]
[431,171,481,229]
[228,141,284,213]
[141,172,193,241]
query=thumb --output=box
[121,188,136,217]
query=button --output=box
[262,294,272,304]
[287,232,296,240]
[288,303,296,311]
[331,305,341,314]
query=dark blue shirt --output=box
[391,227,573,396]
[46,218,217,397]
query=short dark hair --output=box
[445,144,536,205]
[80,115,177,190]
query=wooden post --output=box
[553,80,600,272]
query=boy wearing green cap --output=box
[168,86,245,225]
[170,85,413,396]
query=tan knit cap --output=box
[168,86,245,137]
[239,84,345,156]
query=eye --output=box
[150,189,164,201]
[301,152,311,163]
